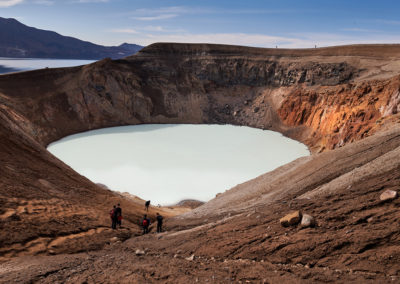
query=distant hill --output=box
[0,17,143,59]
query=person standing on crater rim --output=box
[142,214,150,234]
[145,200,150,212]
[156,212,163,233]
[115,203,122,228]
[110,205,117,229]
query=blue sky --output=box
[1,0,400,48]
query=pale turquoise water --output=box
[0,58,94,74]
[47,124,310,205]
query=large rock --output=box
[301,214,315,228]
[380,190,398,201]
[110,237,119,242]
[280,211,302,227]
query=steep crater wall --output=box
[2,43,400,153]
[1,43,400,259]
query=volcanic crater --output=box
[0,43,400,283]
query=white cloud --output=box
[108,26,185,36]
[143,25,164,32]
[125,33,306,48]
[123,32,400,49]
[0,0,24,7]
[132,14,178,21]
[121,6,314,23]
[141,26,184,33]
[128,6,187,21]
[109,28,138,34]
[131,6,188,15]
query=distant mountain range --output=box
[0,17,143,59]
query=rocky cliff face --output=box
[1,43,400,152]
[278,76,400,152]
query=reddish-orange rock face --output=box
[278,77,400,152]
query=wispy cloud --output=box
[124,5,317,22]
[374,19,400,25]
[143,26,164,32]
[131,7,188,15]
[0,0,24,7]
[72,0,109,3]
[32,0,53,5]
[127,33,298,47]
[221,8,318,15]
[132,14,177,21]
[341,28,381,33]
[108,26,185,35]
[141,25,184,33]
[0,0,91,6]
[284,32,400,48]
[109,28,138,34]
[123,32,400,49]
[128,6,187,21]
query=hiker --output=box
[145,200,150,212]
[115,203,122,228]
[156,212,163,233]
[110,205,117,229]
[142,214,150,234]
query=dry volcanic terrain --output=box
[0,43,400,283]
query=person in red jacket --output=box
[110,205,117,229]
[141,214,150,234]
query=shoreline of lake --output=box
[48,124,310,205]
[0,57,95,74]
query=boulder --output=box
[380,190,398,201]
[301,214,315,228]
[280,211,302,227]
[135,249,145,256]
[185,254,195,261]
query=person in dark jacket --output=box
[145,200,150,212]
[110,205,118,229]
[156,212,163,233]
[142,214,150,234]
[115,203,122,228]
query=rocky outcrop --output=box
[278,77,400,152]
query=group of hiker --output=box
[109,200,164,234]
[141,212,163,234]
